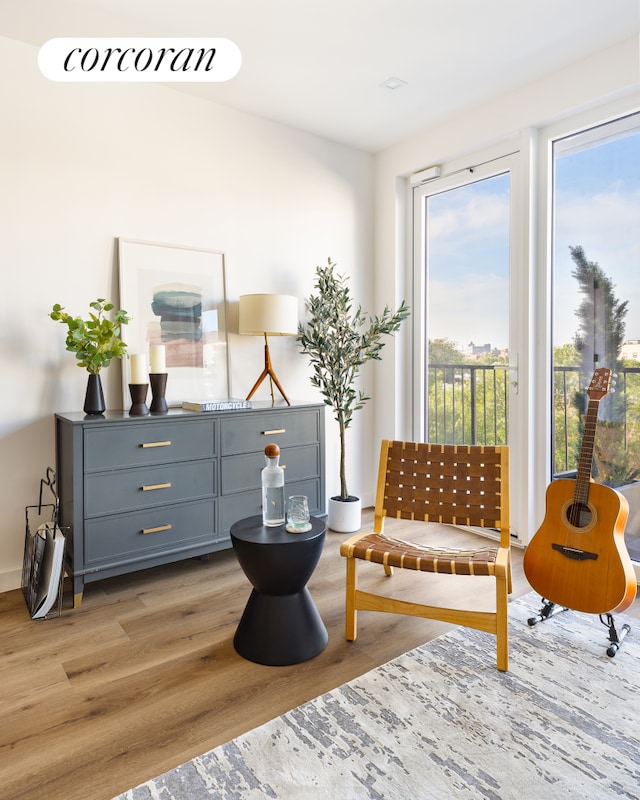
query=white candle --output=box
[130,353,147,384]
[150,345,166,373]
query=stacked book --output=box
[182,398,252,412]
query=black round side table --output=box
[230,514,328,666]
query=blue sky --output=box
[553,130,640,346]
[427,173,510,350]
[426,122,640,353]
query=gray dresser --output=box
[55,403,325,606]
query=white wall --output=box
[0,35,373,591]
[372,36,640,541]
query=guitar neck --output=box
[574,397,600,505]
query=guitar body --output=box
[524,478,637,614]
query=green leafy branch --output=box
[297,259,410,499]
[50,299,131,374]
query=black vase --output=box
[84,373,105,415]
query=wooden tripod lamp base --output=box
[239,294,298,406]
[246,336,291,406]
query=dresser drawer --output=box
[85,460,215,517]
[220,409,321,455]
[84,499,217,567]
[84,419,215,471]
[219,490,262,531]
[221,444,321,494]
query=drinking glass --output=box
[286,495,311,533]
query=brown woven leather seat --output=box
[340,440,512,671]
[346,532,499,576]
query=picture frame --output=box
[118,238,231,407]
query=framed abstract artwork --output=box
[118,238,230,407]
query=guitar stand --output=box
[527,598,569,626]
[527,598,631,658]
[600,613,631,658]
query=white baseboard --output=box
[0,569,22,594]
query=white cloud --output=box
[430,192,509,240]
[555,189,640,269]
[427,179,639,351]
[554,189,640,344]
[429,272,509,350]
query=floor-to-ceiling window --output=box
[551,111,640,561]
[413,156,516,448]
[412,152,526,540]
[420,172,510,445]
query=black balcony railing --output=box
[552,365,640,479]
[427,363,640,478]
[427,363,509,447]
[426,362,640,559]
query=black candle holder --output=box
[149,373,168,414]
[129,383,150,416]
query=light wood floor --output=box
[2,511,638,800]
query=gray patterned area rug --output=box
[114,593,640,800]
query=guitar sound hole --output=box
[566,502,592,529]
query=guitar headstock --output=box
[586,367,612,400]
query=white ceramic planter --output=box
[328,496,362,533]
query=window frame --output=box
[534,97,640,533]
[411,146,530,543]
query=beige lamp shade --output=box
[238,294,298,405]
[238,294,298,336]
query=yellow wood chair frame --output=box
[340,440,512,671]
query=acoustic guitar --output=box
[523,367,637,615]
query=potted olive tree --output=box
[297,259,409,532]
[50,298,131,415]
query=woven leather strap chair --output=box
[340,440,512,671]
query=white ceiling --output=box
[2,0,639,152]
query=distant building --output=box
[466,341,492,356]
[466,341,504,360]
[620,340,640,361]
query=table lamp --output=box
[239,293,298,405]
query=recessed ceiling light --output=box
[380,76,408,91]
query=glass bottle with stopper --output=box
[261,443,285,526]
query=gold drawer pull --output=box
[262,428,286,435]
[141,482,172,491]
[141,524,172,535]
[141,441,172,448]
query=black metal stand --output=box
[527,598,569,626]
[600,613,632,657]
[22,467,67,620]
[527,597,631,658]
